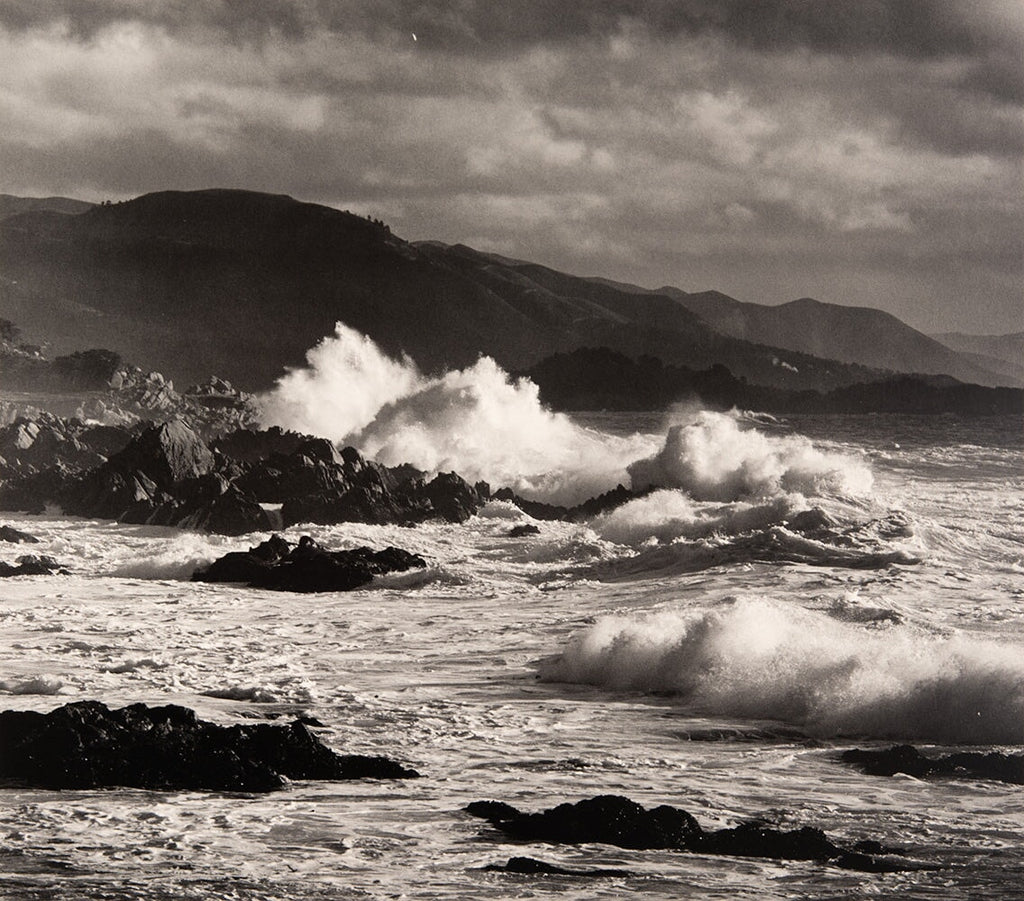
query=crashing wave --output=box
[539,596,1024,744]
[259,322,874,513]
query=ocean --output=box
[0,409,1022,900]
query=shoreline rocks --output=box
[192,534,426,592]
[0,553,65,577]
[0,701,419,791]
[466,795,917,873]
[841,745,1024,785]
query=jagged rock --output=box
[785,507,838,535]
[483,857,634,877]
[0,525,39,543]
[841,745,1024,785]
[467,795,701,850]
[0,554,65,576]
[211,427,309,463]
[193,534,427,592]
[0,701,419,791]
[0,414,119,478]
[1,418,485,532]
[105,419,215,489]
[417,471,485,523]
[466,795,916,872]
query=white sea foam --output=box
[628,411,873,500]
[0,675,65,695]
[590,489,804,545]
[540,596,1024,743]
[259,322,652,504]
[258,323,876,509]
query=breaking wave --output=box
[590,489,805,545]
[539,597,1024,743]
[628,412,872,501]
[259,323,873,509]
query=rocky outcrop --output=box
[0,524,38,543]
[841,745,1024,785]
[0,554,65,576]
[466,795,916,873]
[0,418,490,534]
[192,534,427,592]
[0,701,419,791]
[508,524,541,537]
[0,413,135,479]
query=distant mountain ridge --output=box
[0,188,1015,391]
[931,331,1024,385]
[0,194,94,219]
[639,288,1014,388]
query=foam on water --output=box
[540,596,1024,744]
[259,322,652,504]
[589,489,805,545]
[628,411,873,501]
[259,323,876,508]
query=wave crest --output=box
[540,597,1024,743]
[628,412,872,501]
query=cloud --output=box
[0,1,1020,333]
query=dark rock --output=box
[0,700,419,791]
[483,856,634,877]
[465,795,917,872]
[699,822,839,860]
[418,471,485,523]
[0,554,65,576]
[211,426,309,463]
[102,419,215,490]
[492,484,641,522]
[508,524,541,537]
[193,534,427,592]
[468,795,702,850]
[0,525,39,543]
[841,745,1024,785]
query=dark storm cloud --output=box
[2,0,1016,58]
[0,0,1020,333]
[0,0,308,41]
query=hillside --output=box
[0,189,884,392]
[523,347,1024,416]
[931,331,1024,385]
[0,194,94,220]
[660,290,1018,388]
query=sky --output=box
[0,0,1021,335]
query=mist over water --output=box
[259,323,872,508]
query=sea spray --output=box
[629,411,873,501]
[590,489,806,545]
[539,596,1024,743]
[259,323,873,507]
[260,323,421,439]
[259,323,653,505]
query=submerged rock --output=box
[0,554,65,576]
[492,484,639,522]
[841,745,1024,785]
[0,525,39,543]
[0,701,419,791]
[508,524,541,537]
[193,534,426,592]
[483,856,634,878]
[466,794,916,872]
